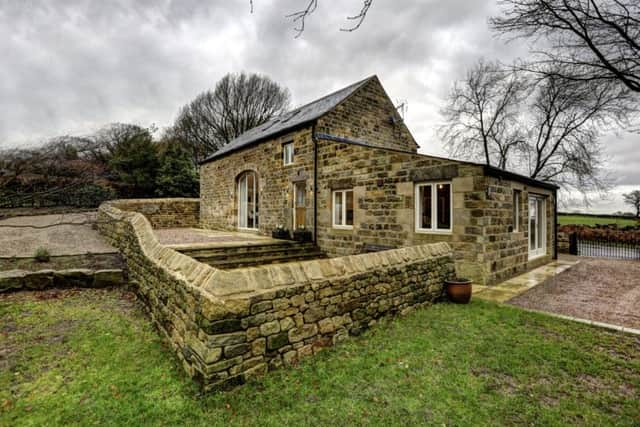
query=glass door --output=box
[293,182,306,229]
[238,172,258,230]
[528,195,546,259]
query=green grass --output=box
[1,288,638,426]
[558,214,638,227]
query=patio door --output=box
[238,171,258,230]
[528,195,546,259]
[293,182,306,229]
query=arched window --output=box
[237,171,259,229]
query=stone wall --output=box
[108,198,199,229]
[315,76,419,152]
[0,268,124,292]
[558,231,570,253]
[98,200,454,391]
[199,127,315,234]
[315,139,555,285]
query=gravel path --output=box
[0,212,117,257]
[509,258,640,329]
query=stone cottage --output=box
[199,76,558,285]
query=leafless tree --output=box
[250,1,374,37]
[491,0,640,93]
[623,189,640,217]
[171,72,290,164]
[440,60,529,170]
[441,61,634,195]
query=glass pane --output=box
[296,183,305,207]
[529,199,536,251]
[346,191,354,226]
[537,199,544,250]
[247,173,255,229]
[436,183,451,229]
[254,174,259,227]
[419,185,432,229]
[238,175,247,228]
[513,191,519,230]
[334,192,343,225]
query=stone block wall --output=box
[199,127,315,234]
[315,139,555,285]
[108,198,199,229]
[315,76,419,152]
[0,268,124,292]
[98,200,454,391]
[558,231,570,253]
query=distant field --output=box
[558,214,638,226]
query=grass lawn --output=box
[1,288,638,426]
[558,214,638,227]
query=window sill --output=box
[528,252,547,261]
[332,225,354,231]
[415,229,452,235]
[238,227,259,233]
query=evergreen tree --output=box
[155,142,199,197]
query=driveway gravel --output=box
[509,258,640,330]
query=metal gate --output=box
[569,232,640,260]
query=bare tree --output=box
[171,72,290,164]
[491,0,640,93]
[440,60,529,169]
[441,61,634,195]
[623,189,640,217]
[250,1,374,37]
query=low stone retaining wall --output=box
[0,268,125,292]
[98,199,455,391]
[558,231,570,253]
[107,198,199,229]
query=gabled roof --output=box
[200,75,376,163]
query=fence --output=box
[569,232,640,260]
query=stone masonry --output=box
[198,76,557,286]
[98,199,454,391]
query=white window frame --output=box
[332,189,354,229]
[283,142,294,166]
[513,190,521,232]
[528,194,547,260]
[415,182,452,234]
[237,171,258,231]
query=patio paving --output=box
[474,256,579,303]
[154,227,282,249]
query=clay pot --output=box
[445,278,473,304]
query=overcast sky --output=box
[1,0,638,212]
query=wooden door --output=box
[294,182,306,229]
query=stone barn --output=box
[199,75,558,285]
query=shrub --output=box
[33,247,51,263]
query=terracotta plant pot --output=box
[445,278,473,304]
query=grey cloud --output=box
[0,0,637,206]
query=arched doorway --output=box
[237,171,259,230]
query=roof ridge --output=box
[200,75,378,164]
[283,75,376,116]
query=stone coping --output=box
[99,200,452,300]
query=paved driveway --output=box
[508,257,640,330]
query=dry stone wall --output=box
[98,200,454,391]
[108,198,199,229]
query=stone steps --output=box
[177,241,326,269]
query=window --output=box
[415,182,452,232]
[513,190,521,232]
[238,171,259,229]
[283,142,294,165]
[332,190,354,228]
[528,195,546,259]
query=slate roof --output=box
[200,75,376,163]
